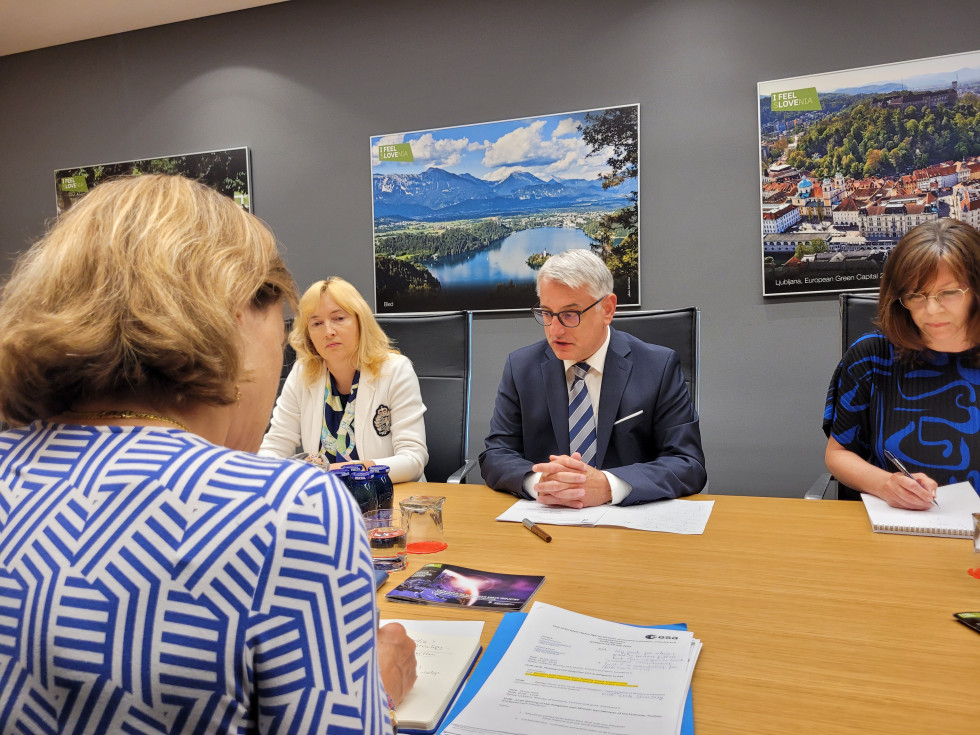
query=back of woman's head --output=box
[878,218,980,354]
[0,174,297,424]
[291,276,397,382]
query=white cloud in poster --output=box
[411,133,470,167]
[482,120,549,167]
[481,119,611,181]
[552,118,579,137]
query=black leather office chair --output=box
[375,311,476,484]
[839,293,879,355]
[611,307,700,411]
[805,292,879,501]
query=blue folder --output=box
[437,612,695,735]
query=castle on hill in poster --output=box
[759,50,980,297]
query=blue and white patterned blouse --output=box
[824,332,980,493]
[0,422,393,734]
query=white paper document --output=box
[442,602,700,735]
[497,498,714,534]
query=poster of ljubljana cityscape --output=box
[371,105,640,313]
[759,50,980,297]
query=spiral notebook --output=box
[861,481,980,538]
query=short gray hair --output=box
[536,249,614,300]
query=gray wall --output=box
[2,0,979,495]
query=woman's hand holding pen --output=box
[377,622,418,708]
[876,471,938,510]
[880,449,939,510]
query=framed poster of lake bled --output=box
[371,105,640,313]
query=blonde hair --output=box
[291,277,397,383]
[0,174,297,424]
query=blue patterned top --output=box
[0,422,393,734]
[824,332,980,493]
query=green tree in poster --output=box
[578,107,638,286]
[794,238,829,260]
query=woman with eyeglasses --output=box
[824,218,980,508]
[259,277,428,483]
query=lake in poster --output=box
[759,50,980,297]
[371,105,640,312]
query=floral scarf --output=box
[319,370,360,461]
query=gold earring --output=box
[235,385,242,403]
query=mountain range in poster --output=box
[373,167,635,221]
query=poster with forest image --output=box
[55,147,251,215]
[759,50,980,297]
[371,105,639,313]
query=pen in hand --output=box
[522,518,552,542]
[883,450,939,508]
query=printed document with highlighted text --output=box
[441,602,700,735]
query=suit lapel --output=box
[595,329,631,468]
[540,348,571,454]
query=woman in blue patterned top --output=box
[824,218,980,509]
[0,175,415,733]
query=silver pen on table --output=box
[883,449,939,508]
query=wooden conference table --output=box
[380,483,979,734]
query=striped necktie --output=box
[568,361,597,467]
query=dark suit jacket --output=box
[479,327,706,505]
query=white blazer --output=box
[259,353,428,483]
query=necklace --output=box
[65,409,189,431]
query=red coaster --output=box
[407,541,448,554]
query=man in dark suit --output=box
[479,249,706,507]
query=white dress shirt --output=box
[523,327,632,504]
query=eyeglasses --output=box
[899,287,971,310]
[531,296,605,327]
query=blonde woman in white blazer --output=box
[259,277,428,483]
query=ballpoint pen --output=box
[522,518,552,542]
[883,449,939,508]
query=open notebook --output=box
[380,619,483,734]
[861,481,980,538]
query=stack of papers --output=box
[498,498,714,534]
[439,602,700,735]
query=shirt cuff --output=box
[522,471,542,499]
[603,471,631,505]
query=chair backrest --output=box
[839,293,879,355]
[611,308,700,411]
[836,293,879,501]
[375,311,472,483]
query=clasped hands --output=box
[532,452,612,508]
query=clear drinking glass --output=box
[363,508,407,571]
[399,495,448,554]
